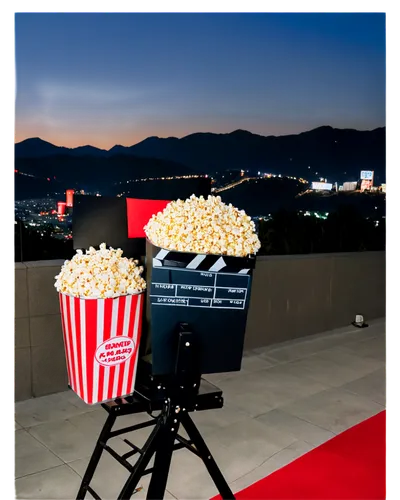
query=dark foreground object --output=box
[351,321,369,328]
[76,327,235,499]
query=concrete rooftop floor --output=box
[15,318,385,499]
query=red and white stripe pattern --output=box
[59,292,144,405]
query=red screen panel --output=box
[126,198,170,238]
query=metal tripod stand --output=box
[76,324,235,499]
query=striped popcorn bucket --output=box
[59,292,144,404]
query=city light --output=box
[15,159,383,249]
[115,174,211,196]
[117,174,207,185]
[299,210,329,220]
[213,173,308,193]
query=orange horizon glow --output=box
[14,121,329,150]
[13,123,382,150]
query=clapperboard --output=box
[146,241,256,375]
[151,248,251,310]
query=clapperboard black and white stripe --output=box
[151,244,256,274]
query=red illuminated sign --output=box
[57,202,66,215]
[66,189,74,207]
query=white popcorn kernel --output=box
[55,243,146,299]
[144,195,260,257]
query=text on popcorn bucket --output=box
[95,336,136,367]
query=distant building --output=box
[360,171,374,192]
[381,184,386,193]
[360,179,373,192]
[311,181,333,191]
[57,202,66,216]
[66,189,74,207]
[343,181,357,192]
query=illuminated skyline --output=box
[15,13,385,149]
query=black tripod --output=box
[76,325,235,499]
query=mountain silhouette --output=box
[129,126,385,182]
[15,126,385,183]
[15,137,69,157]
[15,137,108,158]
[14,126,386,199]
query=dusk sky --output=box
[15,13,385,149]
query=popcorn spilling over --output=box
[144,195,261,257]
[54,243,146,298]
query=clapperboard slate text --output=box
[150,268,249,310]
[146,242,256,376]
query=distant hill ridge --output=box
[15,126,386,186]
[14,153,195,200]
[15,125,385,157]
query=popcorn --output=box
[54,243,146,299]
[144,195,261,257]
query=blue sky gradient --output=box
[15,13,386,148]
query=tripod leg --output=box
[76,412,117,499]
[181,413,235,500]
[146,420,179,500]
[118,419,162,499]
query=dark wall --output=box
[244,251,385,348]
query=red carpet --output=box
[212,411,385,500]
